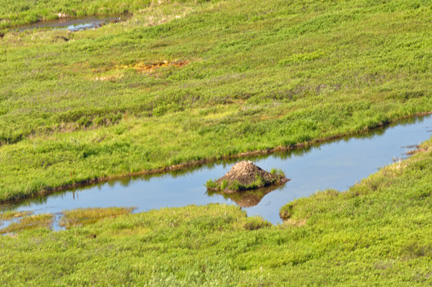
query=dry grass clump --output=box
[0,214,53,234]
[0,211,33,221]
[60,207,135,229]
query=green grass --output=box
[0,210,32,221]
[2,139,432,285]
[1,0,432,203]
[1,0,432,284]
[60,207,135,228]
[228,175,266,191]
[270,168,285,177]
[206,175,268,191]
[0,0,213,31]
[0,213,53,234]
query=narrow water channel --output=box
[1,116,432,229]
[17,15,127,32]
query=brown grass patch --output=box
[282,218,306,227]
[129,60,189,73]
[60,207,135,229]
[92,60,189,81]
[0,210,33,221]
[0,214,53,234]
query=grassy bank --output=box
[1,0,432,201]
[0,0,211,31]
[2,139,432,286]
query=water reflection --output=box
[1,115,432,226]
[17,15,129,32]
[207,184,286,208]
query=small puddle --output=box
[17,15,129,32]
[1,115,432,227]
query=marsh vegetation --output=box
[1,0,432,285]
[1,138,432,285]
[1,0,432,203]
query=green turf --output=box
[0,0,210,30]
[1,0,432,203]
[2,139,432,286]
[2,0,432,285]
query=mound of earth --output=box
[208,160,289,194]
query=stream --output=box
[17,15,128,32]
[1,115,432,230]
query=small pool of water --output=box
[17,15,128,32]
[1,116,431,229]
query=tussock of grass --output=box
[60,207,135,229]
[0,214,53,234]
[238,216,272,230]
[206,176,271,192]
[0,210,33,221]
[279,189,339,220]
[270,168,285,177]
[229,175,268,191]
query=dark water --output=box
[18,16,127,32]
[1,116,432,229]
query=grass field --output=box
[1,0,432,202]
[2,0,432,285]
[0,0,201,30]
[1,139,432,286]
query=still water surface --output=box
[2,116,432,228]
[18,16,127,32]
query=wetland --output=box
[2,0,432,285]
[16,15,129,32]
[1,115,431,230]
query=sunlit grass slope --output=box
[2,139,432,286]
[0,0,205,30]
[1,0,432,201]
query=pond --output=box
[1,115,431,230]
[17,15,128,32]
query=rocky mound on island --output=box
[206,160,289,194]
